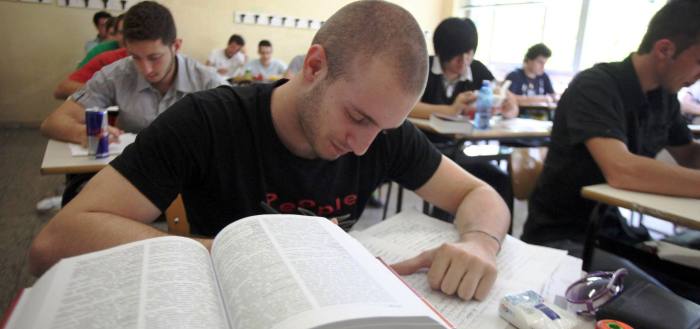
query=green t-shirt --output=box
[77,40,119,68]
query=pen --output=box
[298,207,353,223]
[259,201,280,214]
[296,207,317,217]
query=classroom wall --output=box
[0,0,452,126]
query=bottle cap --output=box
[596,319,633,329]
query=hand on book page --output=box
[390,239,497,301]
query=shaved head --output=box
[312,0,428,96]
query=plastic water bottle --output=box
[474,80,493,130]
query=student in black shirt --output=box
[410,17,519,217]
[30,1,510,302]
[522,0,700,257]
[505,43,556,105]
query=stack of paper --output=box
[351,209,583,329]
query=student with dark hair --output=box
[85,11,112,53]
[55,15,128,100]
[30,1,510,303]
[505,43,556,105]
[523,0,700,257]
[76,14,126,69]
[40,1,226,205]
[410,17,518,218]
[206,34,247,80]
[245,39,287,80]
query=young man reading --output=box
[409,17,519,217]
[30,1,510,302]
[244,39,287,80]
[40,1,226,205]
[206,34,247,81]
[522,0,700,257]
[54,15,127,100]
[505,43,557,106]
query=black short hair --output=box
[228,34,245,46]
[258,40,272,48]
[638,0,700,55]
[524,43,551,61]
[433,18,478,64]
[92,11,112,27]
[107,14,125,35]
[311,0,428,96]
[123,1,177,46]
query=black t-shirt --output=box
[421,56,495,105]
[522,55,692,244]
[421,56,494,143]
[111,80,442,236]
[505,68,554,96]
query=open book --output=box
[5,215,451,329]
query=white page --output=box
[211,215,449,329]
[14,237,227,329]
[68,132,136,156]
[351,209,572,329]
[139,238,228,329]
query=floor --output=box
[0,128,63,315]
[0,127,529,317]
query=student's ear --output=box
[302,45,327,82]
[654,39,677,62]
[172,38,183,53]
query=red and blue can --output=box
[85,107,109,159]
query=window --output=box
[460,0,666,91]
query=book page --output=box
[12,237,228,329]
[350,209,571,329]
[211,215,449,329]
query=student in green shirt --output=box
[77,15,124,68]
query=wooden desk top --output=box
[518,101,557,110]
[408,117,551,140]
[690,124,700,136]
[40,139,116,175]
[581,184,700,230]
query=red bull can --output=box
[85,107,109,159]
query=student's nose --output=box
[138,61,153,76]
[347,127,380,156]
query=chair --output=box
[508,147,547,200]
[165,194,190,236]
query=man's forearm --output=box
[453,185,510,253]
[608,154,700,198]
[40,101,88,144]
[53,80,84,100]
[40,116,86,144]
[29,211,169,276]
[410,102,453,119]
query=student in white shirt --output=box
[206,34,247,80]
[245,40,287,80]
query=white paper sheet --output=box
[68,133,136,156]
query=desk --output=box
[690,124,700,138]
[518,102,557,121]
[39,138,189,235]
[581,184,700,299]
[407,117,551,142]
[40,139,116,175]
[581,184,700,230]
